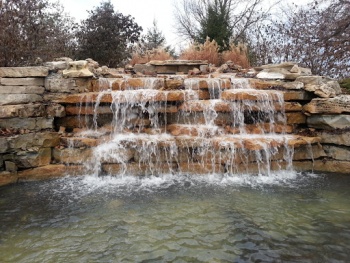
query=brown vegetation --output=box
[130,48,173,65]
[179,38,249,68]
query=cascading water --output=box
[67,76,314,177]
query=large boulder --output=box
[303,95,350,114]
[296,76,341,98]
[62,60,94,78]
[307,115,350,129]
[256,62,311,80]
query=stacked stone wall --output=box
[1,61,350,186]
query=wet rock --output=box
[16,148,52,168]
[323,145,350,161]
[53,148,93,164]
[46,104,66,118]
[17,164,83,181]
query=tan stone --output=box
[307,115,350,130]
[65,105,113,115]
[293,144,326,160]
[316,130,350,146]
[286,112,307,124]
[248,79,283,89]
[0,77,44,86]
[62,60,94,78]
[60,137,99,148]
[0,94,43,106]
[0,66,48,77]
[179,100,232,112]
[46,104,66,118]
[178,162,224,174]
[221,90,283,101]
[184,78,231,89]
[296,76,341,98]
[0,104,45,118]
[53,148,93,164]
[226,124,294,134]
[284,102,303,112]
[0,171,18,187]
[45,73,86,93]
[102,163,176,176]
[167,124,224,137]
[0,86,45,94]
[293,160,350,174]
[0,137,8,153]
[16,148,52,168]
[323,145,350,161]
[17,164,84,181]
[7,132,59,150]
[303,95,350,114]
[0,117,53,130]
[283,91,315,101]
[165,79,184,89]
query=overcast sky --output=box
[59,0,310,49]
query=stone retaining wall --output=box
[1,61,349,186]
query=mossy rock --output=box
[339,78,350,90]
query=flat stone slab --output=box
[0,104,45,118]
[316,130,350,146]
[0,94,43,106]
[0,77,44,86]
[53,90,201,104]
[0,66,48,77]
[0,117,53,130]
[307,115,350,129]
[221,89,283,101]
[303,95,350,114]
[0,86,45,94]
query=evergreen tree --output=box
[76,1,142,67]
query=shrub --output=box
[130,48,173,65]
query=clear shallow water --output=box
[1,172,350,263]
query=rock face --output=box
[307,115,350,129]
[296,76,341,98]
[62,60,94,78]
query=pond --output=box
[1,171,350,262]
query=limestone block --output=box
[7,132,59,150]
[134,64,157,75]
[165,79,184,89]
[0,77,44,86]
[60,137,99,148]
[282,81,304,90]
[296,76,341,98]
[293,144,326,160]
[17,164,82,181]
[101,163,177,176]
[316,130,350,146]
[5,161,17,172]
[44,61,69,71]
[178,162,224,174]
[256,65,310,80]
[0,171,18,187]
[62,60,94,78]
[0,94,43,106]
[53,148,93,164]
[283,91,315,101]
[0,66,48,77]
[46,104,66,118]
[0,137,8,153]
[0,104,45,118]
[323,145,350,161]
[294,160,350,174]
[303,95,350,114]
[45,73,84,93]
[0,117,54,130]
[307,115,350,129]
[16,148,52,168]
[0,86,45,94]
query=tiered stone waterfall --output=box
[52,76,321,177]
[2,60,350,187]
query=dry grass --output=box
[180,38,250,68]
[130,48,173,65]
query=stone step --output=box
[51,90,207,104]
[179,100,302,112]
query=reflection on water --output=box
[1,172,350,262]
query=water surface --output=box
[1,172,350,262]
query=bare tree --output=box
[260,0,350,77]
[173,0,279,46]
